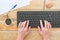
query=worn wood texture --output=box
[0,29,60,40]
[0,0,60,40]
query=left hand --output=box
[17,20,31,40]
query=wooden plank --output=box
[0,0,60,40]
[0,0,44,30]
[45,0,60,11]
[0,28,60,40]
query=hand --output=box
[17,20,31,40]
[38,20,52,40]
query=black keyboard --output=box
[17,11,60,28]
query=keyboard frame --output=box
[17,11,60,28]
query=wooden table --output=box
[0,0,60,40]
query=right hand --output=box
[38,20,52,40]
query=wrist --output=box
[18,38,24,40]
[43,37,50,40]
[17,38,24,40]
[17,36,24,40]
[43,38,50,40]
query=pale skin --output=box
[17,20,52,40]
[17,20,30,40]
[38,20,51,40]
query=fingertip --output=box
[29,26,31,29]
[27,20,29,23]
[40,20,42,23]
[18,22,21,28]
[27,26,31,30]
[38,26,40,28]
[38,26,41,30]
[49,22,52,29]
[44,20,46,28]
[26,20,29,28]
[29,27,31,30]
[46,20,52,29]
[40,20,43,28]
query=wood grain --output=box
[0,29,60,40]
[0,0,60,40]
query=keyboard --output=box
[17,11,60,28]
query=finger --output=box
[26,20,29,28]
[47,22,50,29]
[44,20,48,28]
[28,26,31,32]
[45,20,50,29]
[38,26,42,34]
[18,22,22,28]
[22,21,26,28]
[18,22,21,28]
[44,20,46,28]
[48,21,52,29]
[40,20,43,29]
[38,26,41,31]
[27,26,31,34]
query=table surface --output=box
[0,0,60,40]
